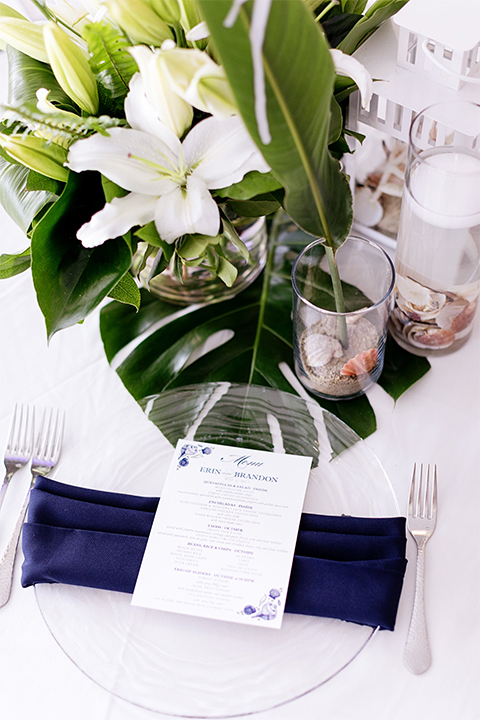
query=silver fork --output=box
[403,463,437,674]
[1,405,34,514]
[0,408,64,608]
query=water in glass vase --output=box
[390,147,480,355]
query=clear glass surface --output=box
[145,217,267,305]
[292,237,395,401]
[390,101,480,356]
[35,383,399,718]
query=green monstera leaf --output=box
[101,214,379,439]
[100,213,430,439]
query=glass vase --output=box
[292,236,395,401]
[389,101,480,356]
[145,216,267,306]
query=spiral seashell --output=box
[303,332,343,368]
[340,348,378,377]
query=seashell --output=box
[435,299,477,334]
[316,316,339,338]
[303,332,343,368]
[395,275,446,321]
[354,186,384,227]
[405,324,455,349]
[353,132,387,184]
[390,306,410,330]
[340,348,378,377]
[449,300,477,334]
[376,180,403,198]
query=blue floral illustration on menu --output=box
[242,588,282,621]
[177,443,213,468]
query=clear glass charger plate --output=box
[35,383,399,718]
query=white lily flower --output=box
[128,45,193,138]
[67,78,270,247]
[329,48,372,110]
[160,45,237,119]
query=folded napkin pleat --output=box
[295,530,406,561]
[28,491,157,537]
[22,476,407,631]
[286,556,407,630]
[23,523,147,594]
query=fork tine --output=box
[25,406,34,457]
[419,463,426,518]
[33,409,47,458]
[408,464,416,516]
[32,408,64,466]
[6,404,32,456]
[5,403,20,454]
[429,464,437,520]
[49,409,64,463]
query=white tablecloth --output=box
[0,50,479,720]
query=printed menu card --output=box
[132,439,313,629]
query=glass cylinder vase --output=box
[390,101,480,356]
[145,216,267,306]
[292,236,395,401]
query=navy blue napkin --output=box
[22,477,407,630]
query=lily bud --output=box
[0,17,49,63]
[0,1,24,16]
[128,45,193,138]
[177,0,201,33]
[104,0,173,45]
[150,0,180,25]
[0,133,69,182]
[161,47,237,119]
[177,0,207,48]
[45,0,92,32]
[43,21,99,115]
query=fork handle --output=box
[403,542,431,674]
[0,487,31,608]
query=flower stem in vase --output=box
[325,246,348,348]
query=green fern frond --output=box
[83,21,138,104]
[1,102,126,147]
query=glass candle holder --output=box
[390,101,480,356]
[292,236,395,401]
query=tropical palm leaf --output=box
[0,156,53,233]
[6,45,76,110]
[1,101,126,148]
[83,21,138,108]
[198,0,353,250]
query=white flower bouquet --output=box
[0,0,407,337]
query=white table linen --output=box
[0,47,479,720]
